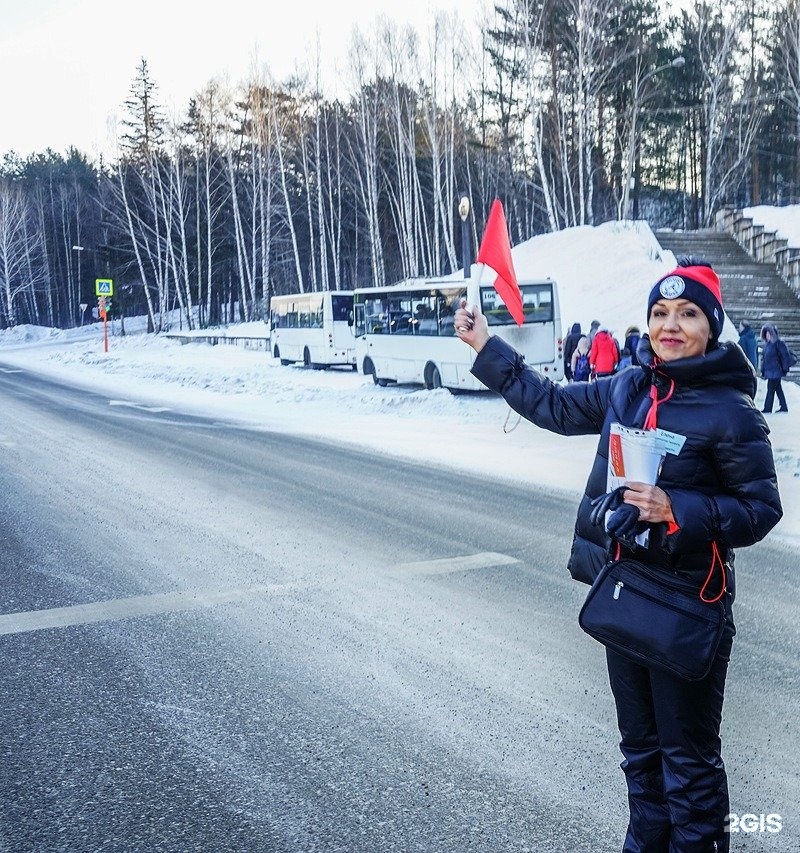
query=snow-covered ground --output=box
[743,204,800,248]
[2,220,798,549]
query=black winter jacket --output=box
[472,334,783,586]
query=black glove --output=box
[589,487,647,547]
[606,503,642,539]
[589,487,627,527]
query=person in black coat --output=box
[562,322,583,381]
[737,320,758,370]
[454,259,782,853]
[623,325,641,366]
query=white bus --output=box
[270,291,356,369]
[353,278,563,390]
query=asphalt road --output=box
[0,366,797,852]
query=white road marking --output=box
[0,582,313,636]
[109,400,171,413]
[0,368,23,373]
[391,551,520,577]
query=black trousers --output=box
[606,615,735,852]
[763,379,787,412]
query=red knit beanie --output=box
[647,261,724,339]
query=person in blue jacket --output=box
[454,258,782,853]
[737,321,758,370]
[759,323,790,413]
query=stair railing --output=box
[716,206,800,300]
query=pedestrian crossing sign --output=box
[95,278,114,296]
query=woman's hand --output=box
[622,482,675,524]
[454,298,491,353]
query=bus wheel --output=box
[303,347,312,368]
[363,358,377,381]
[273,346,280,360]
[425,363,443,390]
[275,346,291,366]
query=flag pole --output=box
[467,262,486,311]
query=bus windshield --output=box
[480,283,554,326]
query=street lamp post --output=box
[628,56,685,220]
[458,192,471,279]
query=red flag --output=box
[476,199,523,325]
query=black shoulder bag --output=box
[579,550,726,681]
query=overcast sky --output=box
[1,0,478,161]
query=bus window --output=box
[364,297,387,334]
[480,284,554,325]
[386,295,417,334]
[411,297,438,336]
[437,290,464,336]
[298,295,323,328]
[331,295,352,322]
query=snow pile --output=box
[0,324,61,344]
[742,205,800,248]
[511,220,673,337]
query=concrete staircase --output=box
[655,230,800,382]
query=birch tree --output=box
[691,1,763,223]
[0,180,43,326]
[347,29,387,288]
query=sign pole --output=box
[95,279,114,353]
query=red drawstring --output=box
[700,542,727,603]
[643,378,675,431]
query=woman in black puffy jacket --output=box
[455,258,782,853]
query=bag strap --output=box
[700,542,727,603]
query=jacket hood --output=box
[760,323,781,341]
[637,335,757,398]
[570,322,581,335]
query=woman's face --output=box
[648,299,711,361]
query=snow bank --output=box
[742,205,800,248]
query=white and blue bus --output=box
[352,278,563,390]
[270,291,356,369]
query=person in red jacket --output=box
[590,327,619,378]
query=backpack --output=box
[779,342,798,375]
[574,353,591,382]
